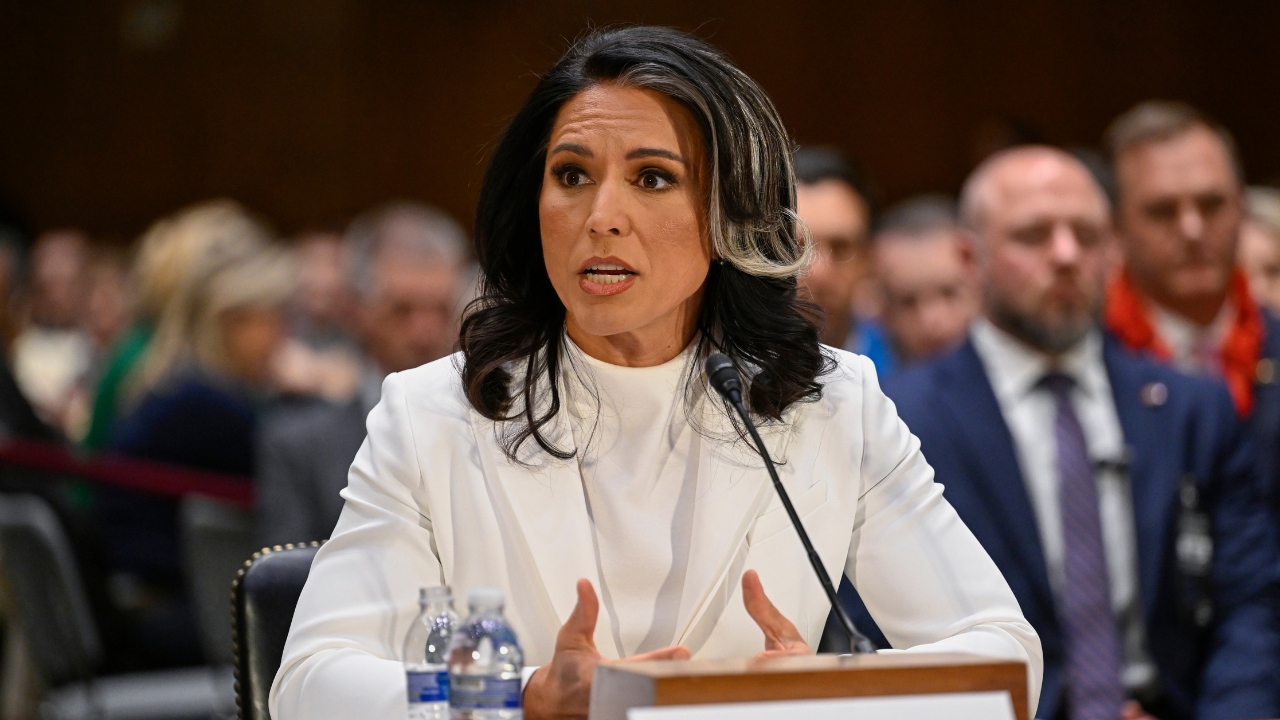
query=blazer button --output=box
[1141,381,1168,407]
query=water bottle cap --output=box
[423,585,453,604]
[467,586,504,610]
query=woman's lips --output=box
[579,263,637,296]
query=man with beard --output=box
[836,146,1279,720]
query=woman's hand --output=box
[524,579,690,720]
[742,569,813,658]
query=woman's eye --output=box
[561,170,586,187]
[638,171,673,190]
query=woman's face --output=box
[221,306,287,385]
[539,83,712,366]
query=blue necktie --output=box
[1041,373,1125,720]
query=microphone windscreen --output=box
[704,353,742,399]
[705,353,733,377]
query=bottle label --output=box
[448,674,522,710]
[407,669,450,704]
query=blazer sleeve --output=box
[844,355,1044,708]
[269,373,442,720]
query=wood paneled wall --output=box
[1,0,1278,239]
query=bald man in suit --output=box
[836,146,1279,720]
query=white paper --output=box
[626,690,1016,720]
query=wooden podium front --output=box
[591,653,1028,720]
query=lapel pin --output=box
[1256,358,1276,385]
[1140,381,1168,407]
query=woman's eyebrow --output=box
[626,147,684,164]
[549,143,592,158]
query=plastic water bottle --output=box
[405,586,459,720]
[448,587,523,719]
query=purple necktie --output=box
[1042,373,1126,720]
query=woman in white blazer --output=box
[271,25,1042,720]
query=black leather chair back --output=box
[0,493,102,685]
[232,542,322,720]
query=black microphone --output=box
[704,353,877,654]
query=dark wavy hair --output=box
[460,25,832,461]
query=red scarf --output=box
[1103,267,1263,416]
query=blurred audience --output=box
[870,194,977,366]
[1238,186,1280,314]
[83,248,131,355]
[256,202,470,546]
[93,233,295,669]
[0,227,24,348]
[114,243,295,475]
[1102,100,1280,510]
[794,146,895,375]
[9,230,93,436]
[82,199,270,449]
[843,145,1280,720]
[292,228,357,346]
[0,229,58,441]
[270,229,364,403]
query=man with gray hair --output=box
[256,202,472,546]
[836,146,1279,720]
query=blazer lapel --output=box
[1104,337,1178,621]
[672,395,792,654]
[936,341,1056,613]
[471,408,603,632]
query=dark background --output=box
[2,0,1278,240]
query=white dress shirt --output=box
[970,319,1156,692]
[1152,300,1234,377]
[269,345,1043,719]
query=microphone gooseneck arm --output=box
[704,354,877,654]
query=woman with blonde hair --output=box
[82,199,269,448]
[1239,186,1280,315]
[114,243,296,473]
[98,240,295,668]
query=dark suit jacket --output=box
[254,396,368,547]
[1250,310,1280,515]
[103,370,257,668]
[106,370,257,581]
[112,370,257,477]
[839,334,1280,720]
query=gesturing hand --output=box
[742,569,813,658]
[1122,700,1158,720]
[523,579,690,720]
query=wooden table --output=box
[591,653,1029,720]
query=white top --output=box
[269,346,1043,720]
[563,337,698,656]
[10,325,92,419]
[970,319,1156,692]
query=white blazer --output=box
[270,349,1043,719]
